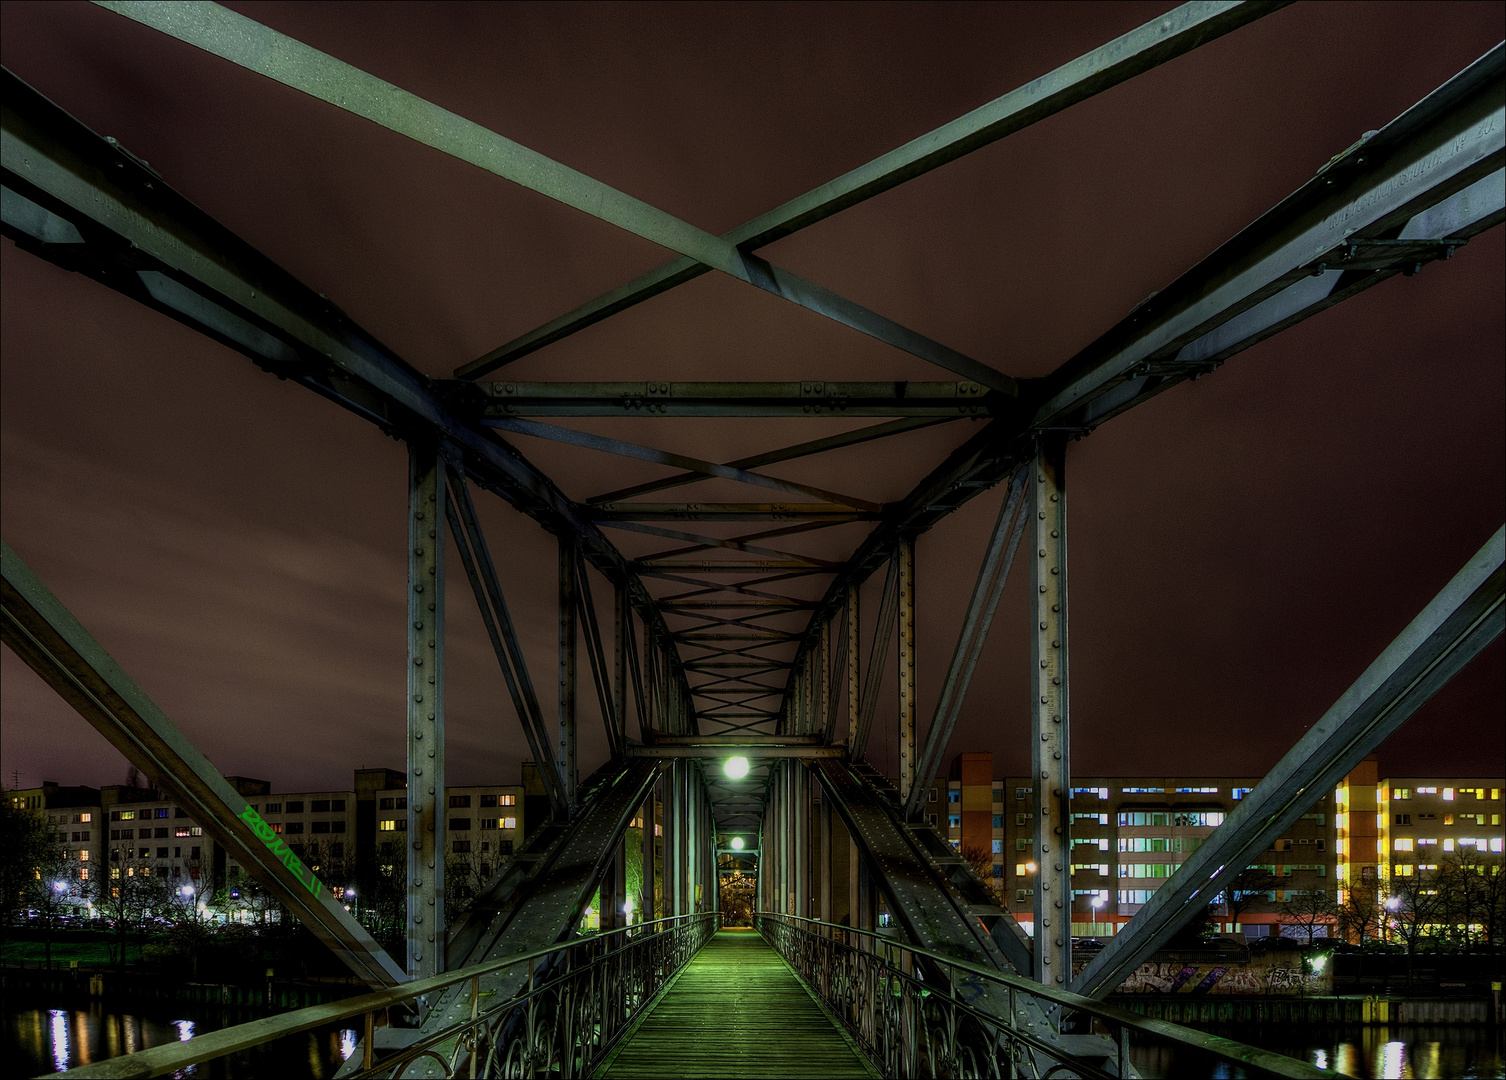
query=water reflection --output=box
[1131,1024,1506,1079]
[4,1001,356,1078]
[49,1009,68,1075]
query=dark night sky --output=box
[2,2,1502,798]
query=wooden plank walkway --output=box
[597,928,875,1078]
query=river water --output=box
[5,1000,1505,1077]
[1129,1023,1505,1078]
[4,999,356,1077]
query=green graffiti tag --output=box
[238,803,322,897]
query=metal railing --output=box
[756,912,1329,1080]
[60,912,718,1079]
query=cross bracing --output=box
[2,7,1501,1064]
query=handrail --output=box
[756,912,1330,1079]
[59,913,715,1079]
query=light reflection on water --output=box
[1131,1024,1506,1079]
[5,1002,356,1078]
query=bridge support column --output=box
[845,584,860,752]
[557,537,579,809]
[641,786,657,920]
[1031,437,1071,987]
[818,791,832,923]
[406,441,446,979]
[897,536,917,804]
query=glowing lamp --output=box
[731,837,745,851]
[724,756,750,779]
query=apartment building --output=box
[923,753,1338,939]
[373,782,525,865]
[1336,756,1505,902]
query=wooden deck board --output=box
[597,929,874,1079]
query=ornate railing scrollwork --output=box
[756,912,1329,1080]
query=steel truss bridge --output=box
[2,2,1501,1077]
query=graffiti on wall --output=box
[1077,957,1330,995]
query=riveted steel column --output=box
[641,786,656,921]
[818,790,832,922]
[558,536,578,807]
[614,585,627,751]
[819,618,831,741]
[845,585,860,751]
[1031,438,1071,987]
[897,537,917,804]
[407,442,445,979]
[794,763,807,916]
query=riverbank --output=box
[1111,994,1497,1026]
[1,964,363,1010]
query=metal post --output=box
[558,536,578,807]
[819,618,831,743]
[794,763,807,917]
[1031,438,1071,987]
[614,585,627,750]
[845,585,860,752]
[849,829,863,929]
[641,787,656,921]
[407,442,446,979]
[819,788,832,923]
[897,536,917,804]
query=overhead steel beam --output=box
[1033,43,1505,436]
[95,1,1016,394]
[487,416,880,512]
[628,745,844,759]
[589,417,951,505]
[0,63,697,760]
[591,504,873,522]
[407,443,447,979]
[775,43,1506,734]
[1073,526,1504,999]
[905,464,1028,818]
[451,1,1288,378]
[474,380,1001,417]
[0,542,406,987]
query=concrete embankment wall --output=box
[1110,995,1494,1026]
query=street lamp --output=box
[730,837,744,851]
[724,757,749,779]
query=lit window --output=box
[1443,839,1455,851]
[503,817,517,830]
[1392,838,1413,852]
[1392,789,1410,801]
[1416,787,1437,795]
[80,813,92,823]
[501,794,516,806]
[1491,838,1503,853]
[1443,788,1455,801]
[379,819,397,831]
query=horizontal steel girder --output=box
[1073,525,1504,999]
[592,504,874,522]
[628,745,844,759]
[0,542,407,988]
[472,380,1001,417]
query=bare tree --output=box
[87,854,162,967]
[1222,866,1281,927]
[1382,867,1446,988]
[1339,880,1384,945]
[1279,889,1339,946]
